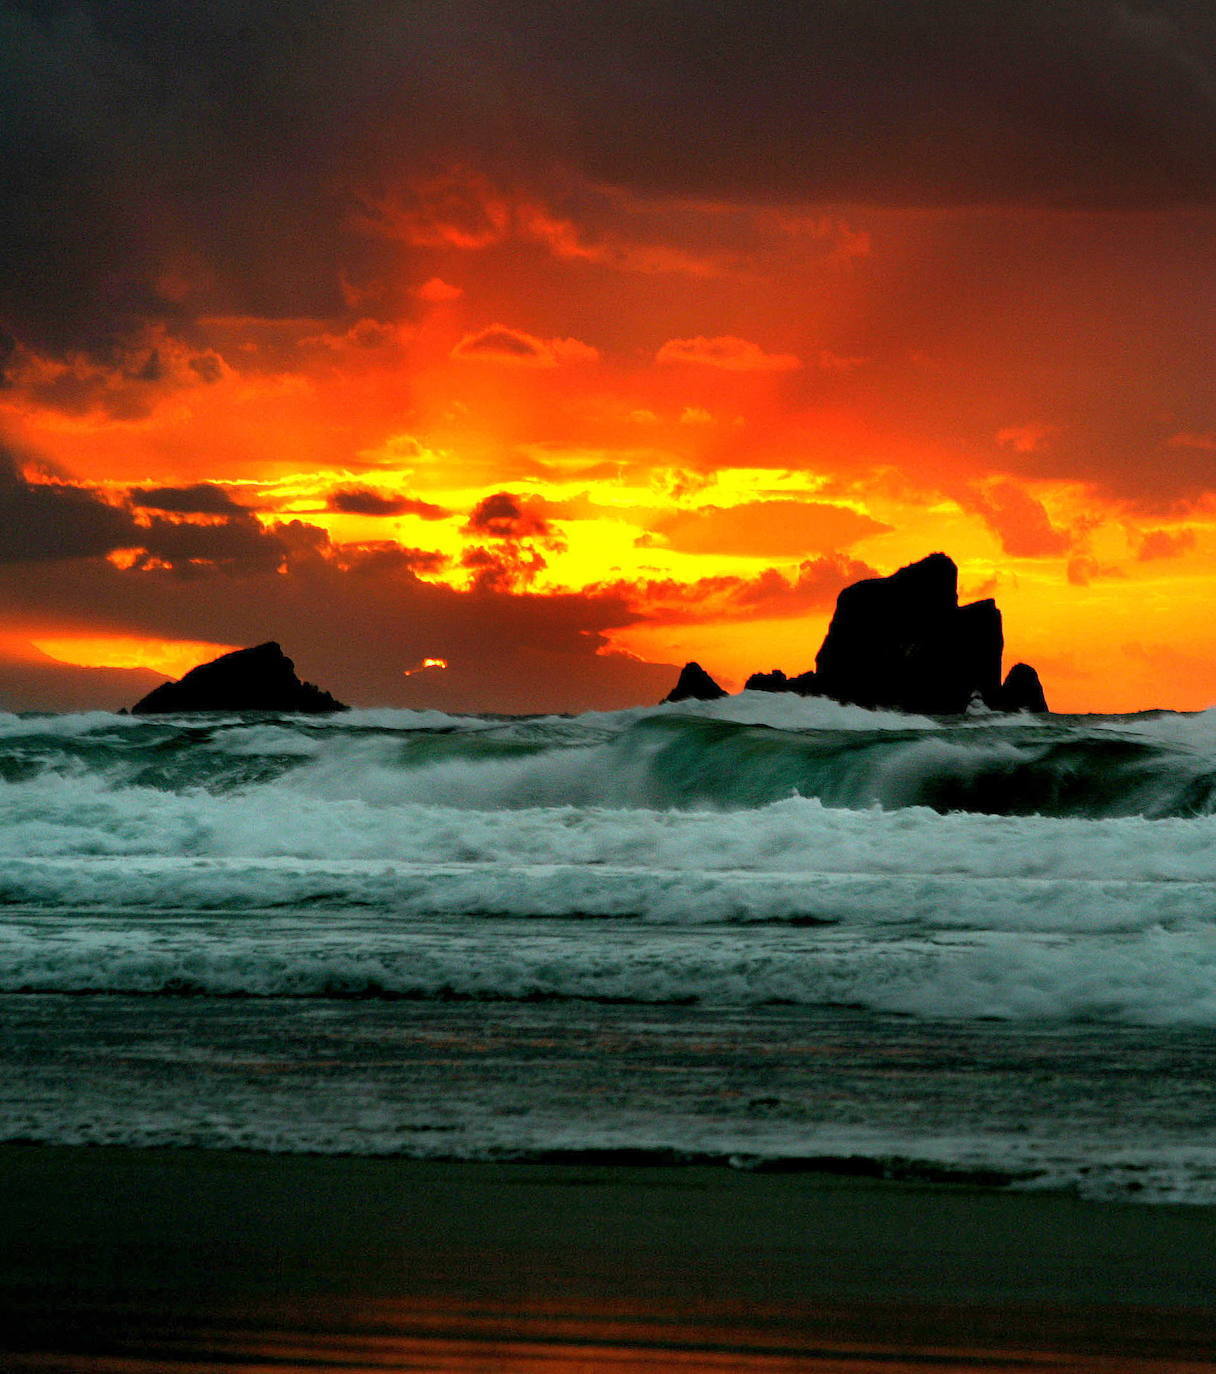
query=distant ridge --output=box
[664,554,1048,715]
[131,642,347,714]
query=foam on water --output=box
[3,698,1216,1025]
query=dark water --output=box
[1,694,1216,1200]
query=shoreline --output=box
[2,1145,1214,1371]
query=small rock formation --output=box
[131,642,348,714]
[736,553,1048,715]
[745,668,819,695]
[994,661,1049,713]
[744,669,789,692]
[662,661,727,703]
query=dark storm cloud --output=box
[327,486,449,518]
[464,492,556,540]
[0,449,134,561]
[555,1,1216,208]
[131,483,242,515]
[135,511,287,574]
[0,447,293,570]
[4,2,1216,357]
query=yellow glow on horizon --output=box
[33,636,239,679]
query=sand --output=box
[1,1146,1214,1371]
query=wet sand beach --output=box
[1,1146,1214,1372]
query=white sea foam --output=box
[5,766,1216,891]
[2,903,1216,1027]
[3,703,1216,1024]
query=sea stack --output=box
[727,553,1048,715]
[662,662,727,703]
[131,642,348,714]
[994,661,1049,713]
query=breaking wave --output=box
[3,694,1216,1024]
[4,691,1216,818]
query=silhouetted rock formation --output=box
[735,553,1048,715]
[994,662,1049,713]
[131,642,348,715]
[662,661,726,703]
[812,553,1003,713]
[745,669,789,692]
[745,668,819,695]
[786,670,820,696]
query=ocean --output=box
[3,691,1216,1205]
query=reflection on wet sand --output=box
[8,1292,1216,1373]
[3,1150,1214,1373]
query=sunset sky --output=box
[3,1,1216,712]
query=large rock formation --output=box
[813,553,1004,713]
[662,661,727,703]
[131,642,348,714]
[728,554,1049,715]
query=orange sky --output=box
[3,5,1216,712]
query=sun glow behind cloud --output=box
[33,637,240,680]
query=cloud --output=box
[965,480,1072,557]
[132,511,291,575]
[364,169,511,250]
[0,537,674,713]
[996,424,1056,454]
[598,554,877,625]
[6,0,1216,370]
[0,644,164,714]
[0,449,316,576]
[331,541,449,576]
[327,486,449,518]
[656,336,801,372]
[0,452,136,563]
[462,491,566,591]
[451,326,599,367]
[130,483,242,515]
[1137,527,1195,560]
[649,500,889,557]
[1168,431,1216,451]
[414,277,464,303]
[511,199,730,277]
[1066,554,1125,586]
[464,492,555,540]
[367,170,735,278]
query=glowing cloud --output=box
[451,326,600,368]
[655,336,802,372]
[415,277,464,303]
[33,636,239,680]
[650,501,889,558]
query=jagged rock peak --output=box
[662,661,727,704]
[131,642,348,715]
